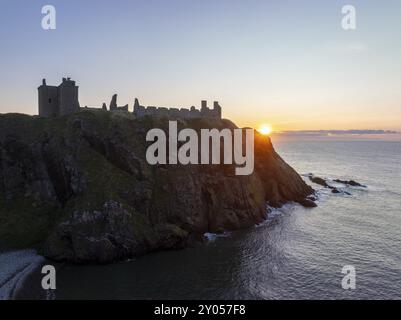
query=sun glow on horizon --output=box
[258,124,273,135]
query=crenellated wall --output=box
[133,99,222,119]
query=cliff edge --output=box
[0,111,314,263]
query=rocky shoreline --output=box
[0,111,315,264]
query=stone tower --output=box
[58,78,80,116]
[38,79,59,117]
[213,101,222,118]
[38,78,80,117]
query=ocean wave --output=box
[254,202,301,228]
[0,250,45,300]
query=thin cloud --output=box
[325,42,368,55]
[275,129,399,136]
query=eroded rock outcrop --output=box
[0,111,314,263]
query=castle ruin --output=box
[38,78,222,119]
[38,78,80,117]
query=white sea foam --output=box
[0,250,45,300]
[204,232,231,242]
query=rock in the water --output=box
[308,175,329,188]
[297,198,317,208]
[308,174,363,195]
[333,179,366,188]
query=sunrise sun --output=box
[258,124,273,135]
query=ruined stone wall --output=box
[133,103,221,119]
[38,79,222,120]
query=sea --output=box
[1,139,401,299]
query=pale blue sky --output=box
[1,0,401,130]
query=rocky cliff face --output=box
[0,111,314,263]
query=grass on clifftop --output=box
[0,110,249,250]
